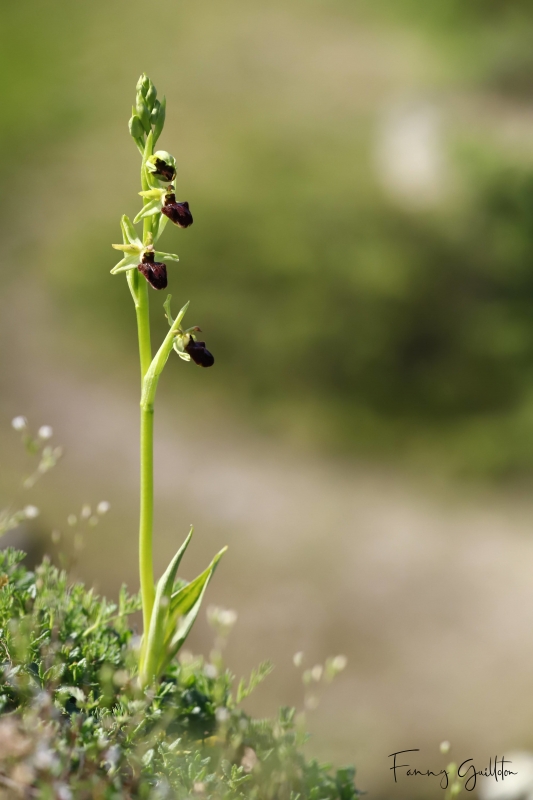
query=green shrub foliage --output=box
[0,549,358,799]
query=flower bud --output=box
[129,114,144,141]
[138,251,167,290]
[145,83,157,110]
[150,99,161,124]
[136,92,151,134]
[137,74,149,96]
[146,151,176,183]
[162,195,193,228]
[184,337,214,367]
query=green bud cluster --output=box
[129,73,166,154]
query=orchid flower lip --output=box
[184,337,214,368]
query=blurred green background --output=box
[4,0,533,797]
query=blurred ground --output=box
[3,1,533,797]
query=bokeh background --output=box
[3,0,533,796]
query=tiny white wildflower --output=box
[97,501,110,515]
[332,655,347,672]
[204,664,218,679]
[11,416,27,431]
[37,425,53,440]
[23,505,39,519]
[215,707,230,723]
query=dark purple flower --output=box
[138,251,167,290]
[184,337,214,368]
[162,195,193,228]
[151,157,176,182]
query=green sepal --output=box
[140,528,194,684]
[126,265,139,303]
[110,254,139,274]
[155,213,169,242]
[133,201,162,224]
[153,96,166,143]
[163,295,190,329]
[120,214,141,246]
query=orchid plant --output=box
[111,74,225,688]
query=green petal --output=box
[155,251,179,263]
[139,188,164,200]
[112,243,142,254]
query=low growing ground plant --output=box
[0,77,359,798]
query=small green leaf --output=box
[165,547,227,660]
[140,528,194,685]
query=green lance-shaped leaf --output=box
[164,546,227,662]
[140,527,194,685]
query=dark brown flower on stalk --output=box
[185,337,214,368]
[152,158,176,182]
[162,194,193,228]
[138,251,167,290]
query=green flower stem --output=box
[139,397,154,634]
[138,296,189,647]
[138,154,156,637]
